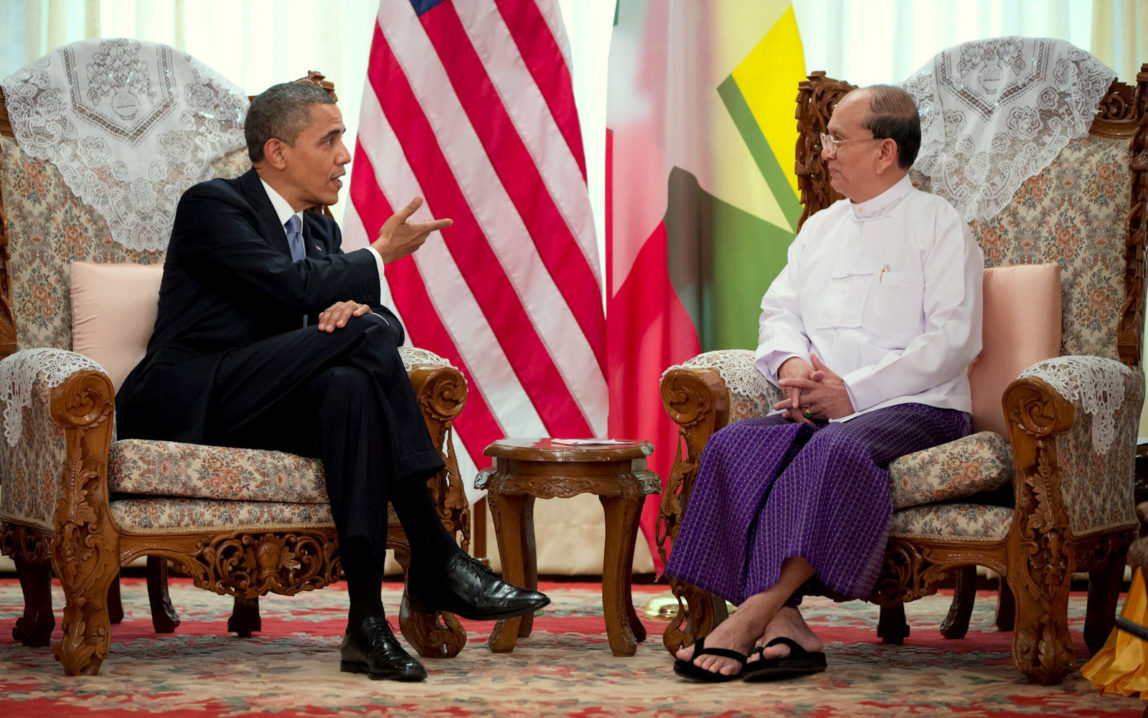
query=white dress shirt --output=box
[260,178,387,298]
[755,174,983,419]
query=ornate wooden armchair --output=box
[0,41,471,676]
[657,60,1148,684]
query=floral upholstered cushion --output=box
[0,379,65,530]
[0,136,250,352]
[915,135,1129,360]
[110,440,329,504]
[109,497,335,533]
[888,431,1013,510]
[890,503,1013,541]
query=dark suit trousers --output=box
[203,313,445,562]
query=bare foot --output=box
[675,599,774,677]
[751,605,823,662]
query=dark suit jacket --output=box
[117,168,397,443]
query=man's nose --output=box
[336,140,351,165]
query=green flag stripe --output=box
[716,73,803,232]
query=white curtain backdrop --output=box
[2,0,1142,233]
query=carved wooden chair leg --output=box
[228,597,262,637]
[107,575,124,624]
[995,576,1016,630]
[662,581,728,653]
[1006,571,1074,685]
[12,556,54,646]
[1084,563,1125,656]
[54,552,119,676]
[939,565,978,638]
[146,556,181,633]
[877,602,910,644]
[393,543,466,658]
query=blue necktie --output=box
[285,215,305,262]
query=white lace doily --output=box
[398,346,457,373]
[902,37,1115,223]
[1018,356,1128,455]
[0,349,104,447]
[1,39,248,252]
[665,349,779,400]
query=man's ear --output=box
[875,138,899,174]
[263,138,288,170]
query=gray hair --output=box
[245,82,336,163]
[857,85,921,170]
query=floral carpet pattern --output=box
[0,577,1144,717]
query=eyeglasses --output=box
[819,132,879,156]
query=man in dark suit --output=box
[117,81,548,682]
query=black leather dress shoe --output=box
[340,615,427,682]
[408,553,550,620]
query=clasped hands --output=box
[773,354,854,424]
[319,197,452,333]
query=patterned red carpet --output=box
[0,577,1143,716]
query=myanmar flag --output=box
[606,0,806,570]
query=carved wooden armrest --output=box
[1004,356,1142,535]
[657,349,781,557]
[406,362,469,543]
[0,349,112,531]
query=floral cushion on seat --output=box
[890,503,1013,541]
[110,439,329,504]
[888,431,1013,510]
[109,497,335,533]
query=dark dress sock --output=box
[342,537,386,627]
[390,479,463,566]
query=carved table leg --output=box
[228,597,262,637]
[146,556,181,633]
[600,484,646,656]
[13,556,54,646]
[940,565,977,639]
[519,496,537,638]
[487,491,531,653]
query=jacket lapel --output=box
[236,169,292,258]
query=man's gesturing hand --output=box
[318,301,372,333]
[370,196,452,263]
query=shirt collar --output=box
[260,177,304,230]
[849,174,913,222]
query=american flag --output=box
[344,0,606,491]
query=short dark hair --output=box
[245,82,336,163]
[859,85,921,170]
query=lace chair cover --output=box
[1,38,248,251]
[902,37,1115,223]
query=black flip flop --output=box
[672,637,748,682]
[742,637,827,681]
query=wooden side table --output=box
[475,438,660,656]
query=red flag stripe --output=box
[351,65,550,437]
[365,23,594,438]
[373,3,606,430]
[348,144,507,460]
[493,0,587,181]
[417,4,605,374]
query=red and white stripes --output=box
[345,0,605,484]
